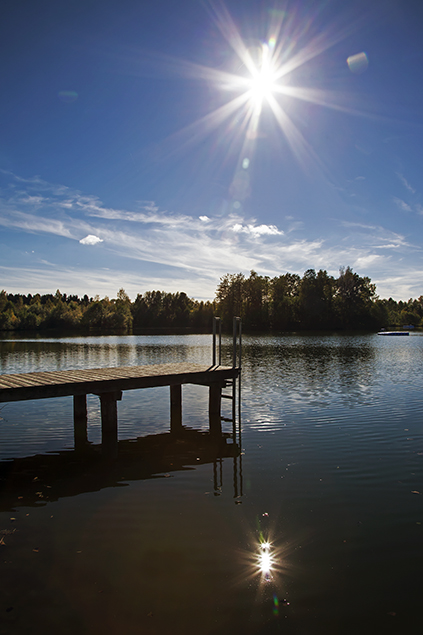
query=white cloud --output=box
[393,197,412,212]
[397,173,416,194]
[1,171,423,301]
[374,271,423,301]
[79,234,103,245]
[285,219,304,233]
[0,264,215,300]
[0,207,74,238]
[339,221,412,251]
[354,254,384,268]
[231,223,283,236]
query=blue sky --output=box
[1,0,423,301]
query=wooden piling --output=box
[209,382,222,438]
[73,394,88,452]
[0,362,240,453]
[170,384,183,434]
[99,391,122,459]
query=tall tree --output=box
[270,273,301,330]
[215,273,245,326]
[243,271,270,329]
[299,269,335,329]
[334,267,377,328]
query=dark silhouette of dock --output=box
[0,428,243,512]
[0,363,239,456]
[0,317,242,459]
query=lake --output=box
[1,332,422,634]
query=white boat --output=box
[377,331,409,336]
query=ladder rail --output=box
[212,316,242,370]
[212,317,222,366]
[212,316,242,448]
[232,316,242,369]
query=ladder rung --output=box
[222,394,233,399]
[221,416,233,422]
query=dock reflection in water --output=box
[0,426,251,635]
[0,428,242,513]
[2,333,423,634]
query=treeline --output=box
[216,268,423,331]
[0,289,214,332]
[1,267,423,332]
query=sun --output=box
[148,2,367,185]
[246,44,279,110]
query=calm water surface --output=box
[1,333,423,634]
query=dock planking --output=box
[0,362,240,459]
[0,317,242,459]
[0,363,239,402]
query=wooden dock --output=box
[0,362,240,458]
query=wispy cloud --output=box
[394,197,412,212]
[393,174,422,216]
[397,172,416,194]
[1,171,423,300]
[0,264,212,300]
[339,221,411,250]
[0,207,75,238]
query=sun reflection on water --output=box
[258,540,274,581]
[235,516,295,618]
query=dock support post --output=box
[99,391,122,460]
[170,384,183,434]
[73,394,88,452]
[209,382,222,438]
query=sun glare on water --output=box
[258,541,274,580]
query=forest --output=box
[1,267,422,332]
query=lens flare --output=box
[236,528,294,596]
[268,36,277,50]
[258,540,274,580]
[247,44,279,110]
[139,3,374,186]
[347,51,369,74]
[58,90,78,103]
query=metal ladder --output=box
[212,317,242,440]
[212,316,243,500]
[212,316,242,369]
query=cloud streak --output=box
[0,171,422,300]
[394,197,412,212]
[397,172,416,194]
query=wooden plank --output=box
[0,376,27,388]
[0,362,240,460]
[0,364,237,384]
[0,363,240,403]
[0,375,45,388]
